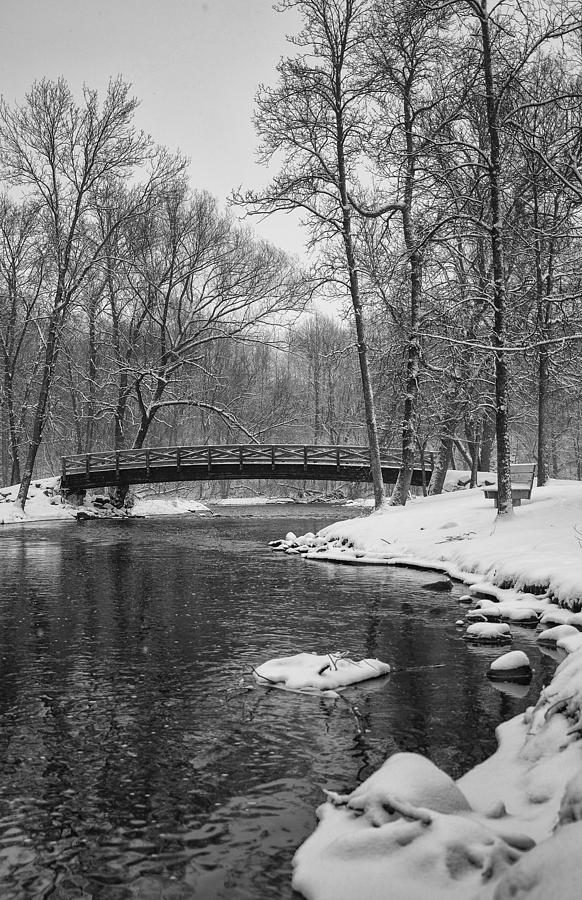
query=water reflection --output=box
[0,508,556,898]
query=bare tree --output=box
[237,0,389,508]
[0,197,44,484]
[447,0,582,513]
[0,77,183,509]
[106,184,306,454]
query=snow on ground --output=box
[254,651,390,693]
[287,479,582,900]
[0,477,211,524]
[311,479,582,609]
[0,477,73,524]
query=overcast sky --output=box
[0,0,306,256]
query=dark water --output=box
[0,505,557,900]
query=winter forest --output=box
[2,0,582,514]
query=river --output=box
[0,505,556,899]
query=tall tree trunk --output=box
[0,393,8,486]
[428,394,466,495]
[465,414,481,488]
[479,405,495,471]
[428,439,453,496]
[110,293,129,451]
[85,291,98,451]
[391,88,422,507]
[533,193,557,488]
[114,385,128,451]
[335,99,385,508]
[3,363,21,484]
[313,354,321,444]
[479,0,513,515]
[15,315,60,510]
[537,345,550,485]
[66,356,83,454]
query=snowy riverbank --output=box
[280,480,582,899]
[309,478,582,609]
[0,477,371,524]
[0,477,212,524]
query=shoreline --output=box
[280,480,582,899]
[0,476,371,526]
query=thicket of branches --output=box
[240,0,582,514]
[2,0,582,513]
[0,78,309,506]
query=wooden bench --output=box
[483,463,536,508]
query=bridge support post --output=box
[61,486,86,507]
[109,481,130,508]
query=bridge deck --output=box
[61,444,434,491]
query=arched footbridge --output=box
[60,444,434,493]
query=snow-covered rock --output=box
[253,651,390,693]
[487,651,532,683]
[495,605,539,625]
[539,607,573,627]
[536,624,579,646]
[467,607,503,623]
[292,753,532,900]
[469,600,541,626]
[465,622,512,644]
[292,639,582,900]
[325,753,471,820]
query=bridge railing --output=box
[61,443,434,478]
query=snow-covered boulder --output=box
[253,651,390,693]
[467,607,503,623]
[465,622,512,644]
[536,624,579,646]
[495,604,539,625]
[292,752,531,900]
[487,651,532,683]
[325,752,471,821]
[539,607,573,627]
